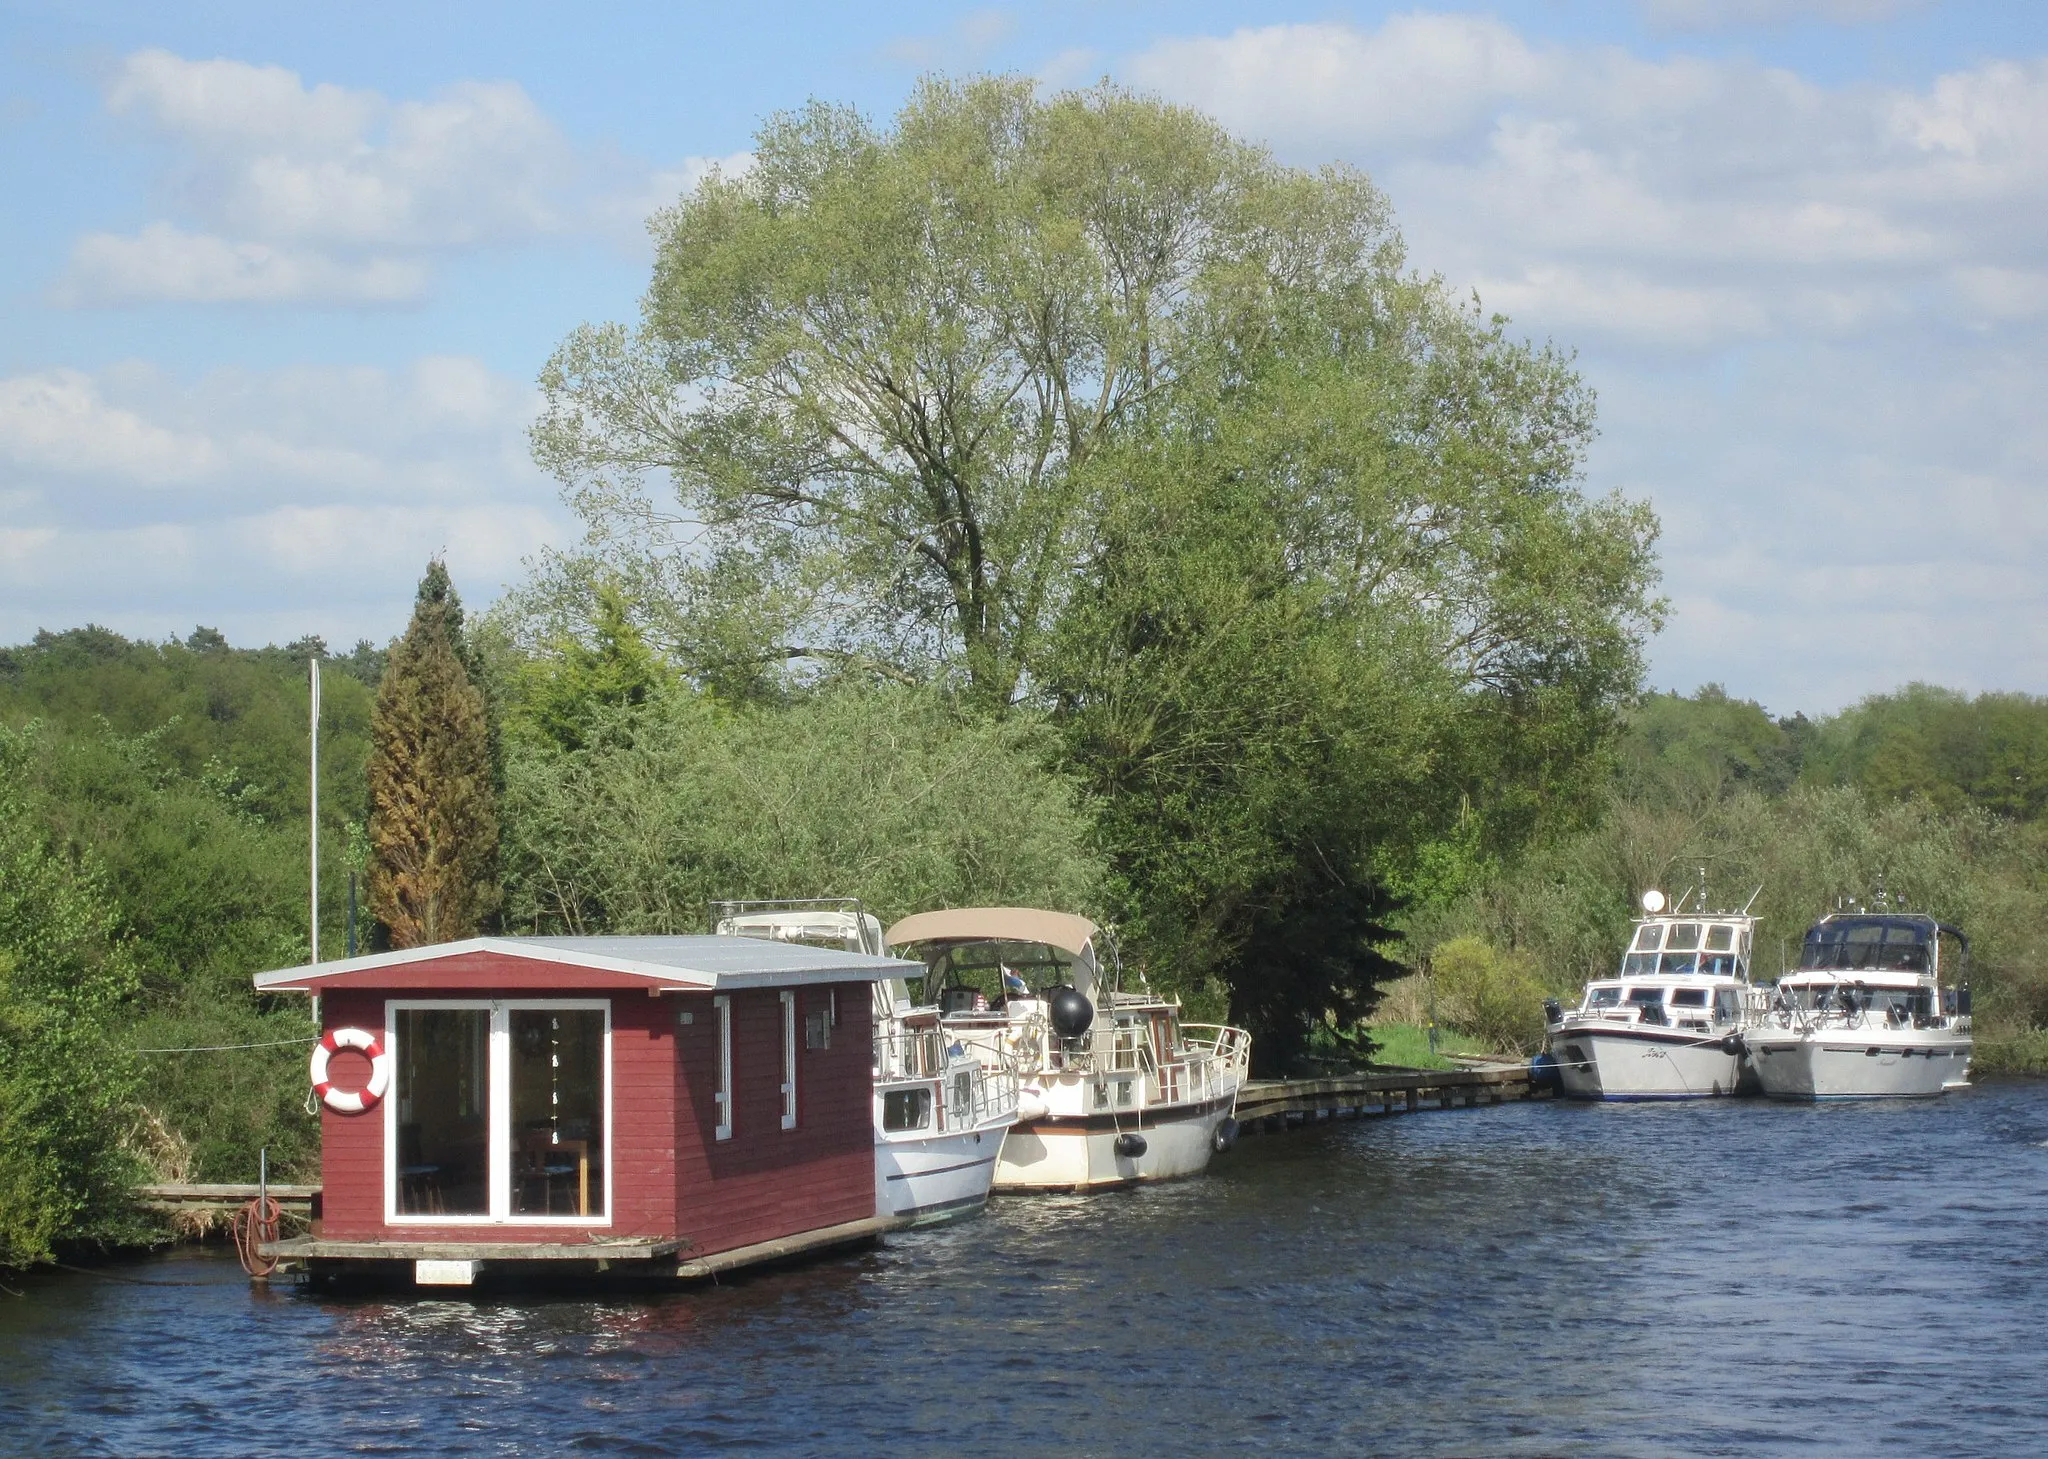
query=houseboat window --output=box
[780,991,798,1131]
[883,1087,931,1131]
[1670,988,1709,1007]
[509,1009,607,1219]
[714,995,733,1141]
[1705,925,1735,952]
[1625,988,1665,1006]
[1666,923,1702,951]
[1587,987,1623,1008]
[806,1004,832,1051]
[395,1008,490,1217]
[1633,925,1663,951]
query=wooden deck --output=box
[1233,1062,1546,1132]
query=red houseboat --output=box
[253,934,908,1287]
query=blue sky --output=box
[4,0,2046,714]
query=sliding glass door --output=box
[387,1000,611,1225]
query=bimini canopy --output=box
[884,908,1102,997]
[884,908,1098,958]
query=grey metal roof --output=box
[253,933,920,993]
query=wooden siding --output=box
[671,986,877,1259]
[316,988,678,1244]
[313,978,879,1258]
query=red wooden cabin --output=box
[254,935,904,1286]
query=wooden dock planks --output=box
[1232,1063,1542,1132]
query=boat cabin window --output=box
[1670,988,1709,1008]
[1705,925,1735,952]
[1659,950,1699,975]
[1587,986,1623,1008]
[914,939,1080,1006]
[1713,989,1741,1022]
[883,1087,932,1131]
[1799,918,1932,974]
[1666,923,1702,951]
[1625,988,1665,1006]
[1633,925,1663,951]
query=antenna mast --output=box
[309,656,320,965]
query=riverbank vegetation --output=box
[2,78,2044,1266]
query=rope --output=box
[134,1037,318,1054]
[232,1196,281,1278]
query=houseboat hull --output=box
[1746,1029,1972,1100]
[1553,1025,1747,1101]
[875,1122,1009,1225]
[994,1094,1235,1190]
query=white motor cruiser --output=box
[1546,889,1764,1101]
[884,908,1251,1192]
[1746,907,1972,1100]
[713,900,1020,1225]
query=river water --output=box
[5,1080,2047,1456]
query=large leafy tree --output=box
[530,76,1413,703]
[367,562,500,947]
[527,75,1661,1066]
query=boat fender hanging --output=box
[310,1027,391,1114]
[1049,986,1094,1039]
[1720,1034,1744,1056]
[1114,1132,1147,1159]
[1211,1117,1240,1154]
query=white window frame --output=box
[383,998,613,1228]
[713,994,733,1141]
[779,990,798,1130]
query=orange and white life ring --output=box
[310,1027,391,1114]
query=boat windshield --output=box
[1799,918,1931,973]
[1777,983,1929,1017]
[1621,920,1748,976]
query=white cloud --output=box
[1122,16,2048,710]
[60,222,428,305]
[63,49,730,306]
[0,367,218,479]
[0,358,566,647]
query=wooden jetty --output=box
[137,1182,320,1217]
[1233,1062,1546,1134]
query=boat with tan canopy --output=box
[884,908,1250,1191]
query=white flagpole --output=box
[310,656,321,965]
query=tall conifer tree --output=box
[367,561,500,946]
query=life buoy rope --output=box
[309,1026,391,1114]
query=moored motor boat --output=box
[885,908,1250,1191]
[714,900,1020,1224]
[1546,888,1765,1101]
[1745,905,1972,1100]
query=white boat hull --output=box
[876,1123,1007,1224]
[1747,1029,1972,1100]
[994,1096,1235,1191]
[1552,1025,1746,1101]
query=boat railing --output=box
[875,1025,1021,1130]
[1182,1024,1252,1085]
